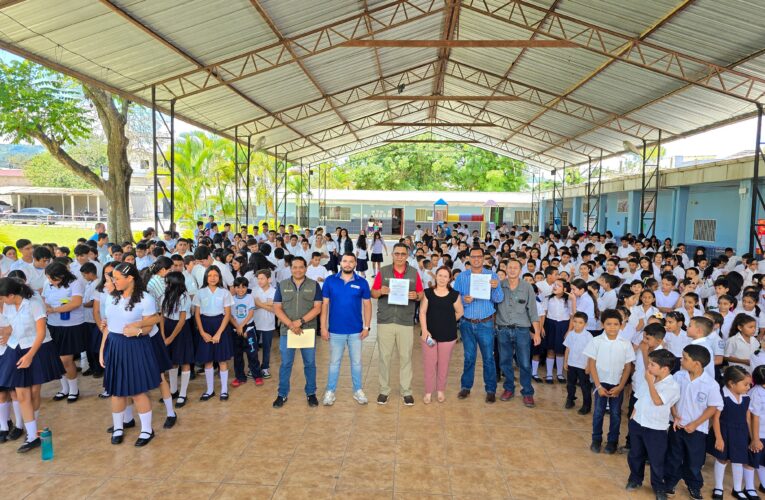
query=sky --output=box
[1,49,760,166]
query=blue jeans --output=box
[277,334,316,398]
[592,382,623,443]
[459,319,497,393]
[497,326,533,396]
[326,333,362,392]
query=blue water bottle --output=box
[59,299,70,321]
[41,427,54,461]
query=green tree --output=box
[23,153,95,188]
[0,60,134,242]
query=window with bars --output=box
[320,205,351,221]
[693,219,717,242]
[514,210,532,226]
[415,208,432,222]
[547,211,569,226]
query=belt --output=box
[463,315,494,324]
[496,324,528,329]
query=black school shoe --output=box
[604,441,618,454]
[577,406,591,415]
[532,375,543,383]
[590,441,601,453]
[0,429,8,442]
[307,394,319,407]
[135,431,154,447]
[8,425,23,441]
[745,489,761,499]
[273,395,287,408]
[17,438,41,453]
[687,486,703,499]
[106,419,135,433]
[163,416,177,429]
[564,399,575,409]
[199,392,215,401]
[111,430,124,445]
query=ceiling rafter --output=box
[96,0,327,154]
[301,126,428,164]
[429,0,461,120]
[463,0,765,104]
[361,0,393,120]
[510,0,697,153]
[250,0,361,143]
[136,0,444,101]
[225,61,439,135]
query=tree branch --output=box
[31,128,105,191]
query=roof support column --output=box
[152,86,175,232]
[234,129,251,229]
[749,105,765,255]
[586,151,603,233]
[640,130,662,237]
[530,171,539,233]
[551,168,565,233]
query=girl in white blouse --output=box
[193,266,234,402]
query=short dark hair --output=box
[291,256,307,268]
[643,323,666,341]
[648,349,676,370]
[80,262,98,276]
[15,238,31,249]
[572,311,588,323]
[600,309,623,325]
[683,344,711,368]
[690,316,713,337]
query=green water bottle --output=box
[40,427,54,461]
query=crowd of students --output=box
[4,218,765,499]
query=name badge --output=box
[351,284,360,289]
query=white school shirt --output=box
[583,334,636,385]
[749,385,765,439]
[163,293,191,321]
[105,292,158,336]
[618,324,638,345]
[42,280,85,326]
[543,296,571,322]
[306,265,328,287]
[675,306,705,325]
[0,257,16,276]
[598,289,617,312]
[734,307,765,330]
[691,334,724,379]
[232,293,255,327]
[664,330,690,358]
[356,247,368,260]
[312,244,329,265]
[562,329,593,369]
[672,370,724,433]
[191,264,207,290]
[575,292,598,331]
[536,280,554,299]
[0,296,52,350]
[183,270,198,299]
[720,312,736,341]
[725,333,760,370]
[82,279,97,323]
[192,287,234,317]
[252,286,276,331]
[751,350,765,373]
[635,305,659,326]
[633,346,665,395]
[212,261,235,288]
[135,255,154,271]
[633,373,681,431]
[656,290,680,310]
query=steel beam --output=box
[234,128,251,229]
[585,151,603,233]
[151,86,174,232]
[342,39,577,48]
[640,131,662,236]
[750,105,765,254]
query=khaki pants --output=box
[377,323,414,397]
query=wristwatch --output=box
[362,326,369,330]
[298,318,304,327]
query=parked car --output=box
[0,201,13,215]
[14,207,59,224]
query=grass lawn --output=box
[0,224,96,248]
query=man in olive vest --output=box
[272,256,323,408]
[371,242,424,405]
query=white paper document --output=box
[469,273,492,300]
[287,329,316,349]
[388,278,410,306]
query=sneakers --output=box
[500,390,514,401]
[625,481,641,491]
[457,389,470,399]
[577,406,591,415]
[403,395,415,406]
[262,369,271,379]
[590,441,602,453]
[353,390,368,405]
[322,391,336,406]
[307,394,319,407]
[272,395,287,408]
[564,399,575,409]
[604,441,618,454]
[377,394,388,405]
[687,487,703,499]
[231,379,245,388]
[254,377,264,386]
[522,395,535,408]
[485,393,496,403]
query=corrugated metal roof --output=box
[321,188,530,206]
[0,0,763,171]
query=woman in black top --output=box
[419,266,464,404]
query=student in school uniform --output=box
[665,344,724,500]
[726,313,759,373]
[193,266,234,401]
[656,274,681,314]
[79,262,103,379]
[99,262,161,447]
[563,311,593,414]
[42,262,87,403]
[0,277,65,452]
[571,278,599,335]
[252,269,276,380]
[664,311,690,372]
[584,309,636,455]
[710,366,754,500]
[625,349,681,499]
[747,366,765,497]
[160,271,194,408]
[230,277,261,388]
[686,316,724,381]
[540,279,574,384]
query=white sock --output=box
[59,376,69,395]
[34,410,40,420]
[138,411,152,434]
[124,405,133,423]
[0,402,10,430]
[12,400,23,427]
[80,352,89,371]
[24,420,37,443]
[732,463,744,491]
[111,412,124,436]
[532,360,539,376]
[220,369,229,394]
[556,356,565,376]
[180,371,190,398]
[163,397,176,418]
[545,358,554,378]
[745,467,755,491]
[168,367,179,394]
[205,367,214,394]
[714,461,727,490]
[67,376,79,395]
[758,466,765,486]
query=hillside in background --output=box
[0,143,43,168]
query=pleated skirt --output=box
[149,331,173,373]
[195,315,234,364]
[103,333,160,397]
[164,318,195,365]
[0,341,65,388]
[49,323,88,356]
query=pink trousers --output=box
[421,338,456,394]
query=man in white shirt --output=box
[412,225,423,243]
[191,246,213,290]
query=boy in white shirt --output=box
[584,309,636,454]
[597,274,619,312]
[306,252,329,288]
[626,349,681,498]
[687,316,723,380]
[563,312,593,414]
[253,269,277,379]
[230,277,259,386]
[665,345,723,499]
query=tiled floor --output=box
[1,323,718,499]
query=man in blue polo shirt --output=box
[321,252,372,406]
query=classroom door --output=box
[391,208,403,236]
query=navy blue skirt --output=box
[149,332,172,373]
[49,323,88,356]
[543,318,569,354]
[86,322,102,354]
[356,258,368,272]
[195,315,234,363]
[0,342,64,388]
[164,318,195,365]
[749,438,765,467]
[708,422,750,463]
[103,333,161,397]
